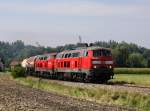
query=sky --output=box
[0,0,150,48]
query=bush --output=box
[127,53,146,67]
[11,66,26,78]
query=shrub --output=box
[11,66,26,78]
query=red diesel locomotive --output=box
[22,47,114,82]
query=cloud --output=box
[0,1,143,16]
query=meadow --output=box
[109,74,150,86]
[15,76,150,111]
[13,68,150,111]
[111,68,150,86]
[114,68,150,74]
[1,68,150,111]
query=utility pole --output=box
[35,42,41,47]
[78,35,82,43]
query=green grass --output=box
[114,68,150,74]
[112,68,150,86]
[2,69,150,110]
[15,77,150,111]
[110,74,150,86]
[0,71,10,75]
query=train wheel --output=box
[99,78,109,84]
[84,75,91,83]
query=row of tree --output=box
[94,41,150,67]
[0,40,150,67]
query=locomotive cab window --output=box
[64,54,68,58]
[93,50,111,57]
[62,54,65,58]
[68,53,72,58]
[103,50,111,56]
[65,53,71,58]
[41,57,44,60]
[83,51,88,57]
[72,52,80,58]
[44,56,47,60]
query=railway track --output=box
[76,82,150,95]
[39,78,150,95]
[27,72,150,95]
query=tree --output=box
[0,40,150,68]
[128,53,146,67]
[147,58,150,68]
[143,49,150,58]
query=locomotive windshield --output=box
[93,49,111,57]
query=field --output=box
[1,68,150,111]
[14,72,150,111]
[109,74,150,86]
[111,68,150,86]
[0,73,136,111]
[114,68,150,74]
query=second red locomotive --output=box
[22,46,114,83]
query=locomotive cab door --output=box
[80,50,91,71]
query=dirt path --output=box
[0,75,137,111]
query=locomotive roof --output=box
[61,46,111,53]
[83,46,111,50]
[36,53,57,57]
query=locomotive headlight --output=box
[109,65,112,69]
[93,65,97,69]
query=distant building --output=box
[10,60,20,70]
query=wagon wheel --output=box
[84,75,91,83]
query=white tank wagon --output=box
[21,59,28,68]
[21,56,37,74]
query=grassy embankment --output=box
[15,76,150,111]
[1,68,150,111]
